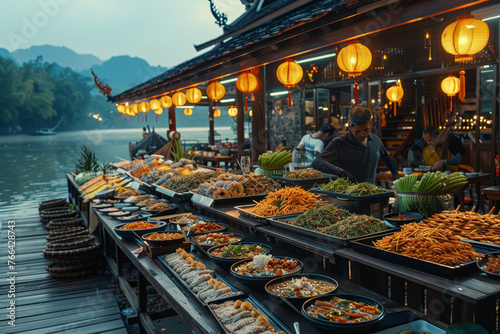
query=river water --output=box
[0,127,236,219]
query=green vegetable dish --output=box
[290,205,388,239]
[318,178,387,196]
[209,244,270,259]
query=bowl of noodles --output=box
[113,221,166,239]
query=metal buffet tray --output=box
[267,215,397,247]
[207,294,291,334]
[351,231,492,279]
[311,188,394,200]
[190,190,268,206]
[234,204,304,223]
[157,254,244,306]
[271,172,337,186]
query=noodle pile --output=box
[246,186,326,216]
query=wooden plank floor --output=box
[0,215,128,334]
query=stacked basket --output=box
[39,199,101,278]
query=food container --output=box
[265,273,338,309]
[207,242,272,269]
[113,221,167,239]
[141,231,186,247]
[188,232,246,251]
[301,294,385,333]
[372,320,445,334]
[477,251,500,278]
[230,255,303,285]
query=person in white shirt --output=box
[296,123,336,164]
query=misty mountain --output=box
[0,48,18,64]
[84,56,167,94]
[12,45,102,71]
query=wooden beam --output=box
[236,90,245,160]
[251,66,267,162]
[110,0,487,103]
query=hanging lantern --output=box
[236,71,258,111]
[228,107,238,117]
[172,92,186,106]
[130,103,139,115]
[154,107,163,122]
[160,95,172,109]
[441,15,489,102]
[441,76,461,112]
[184,108,193,116]
[149,99,161,110]
[116,103,125,119]
[337,40,372,106]
[249,109,253,117]
[276,59,303,108]
[139,101,150,113]
[186,87,202,104]
[386,81,404,117]
[206,81,226,102]
[213,108,221,118]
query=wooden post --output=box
[209,100,215,146]
[236,90,245,160]
[168,105,176,135]
[251,66,267,163]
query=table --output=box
[194,155,237,168]
[481,185,500,214]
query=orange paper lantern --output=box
[149,99,161,110]
[213,109,221,118]
[276,59,303,108]
[139,101,150,113]
[206,81,225,102]
[172,92,186,106]
[236,72,258,111]
[228,107,238,117]
[441,76,461,111]
[186,87,202,104]
[184,108,193,116]
[386,81,404,116]
[160,95,172,109]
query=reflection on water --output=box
[0,127,235,219]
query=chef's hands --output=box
[430,159,446,172]
[341,170,357,183]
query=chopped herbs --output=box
[318,178,387,196]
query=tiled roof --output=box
[110,0,361,101]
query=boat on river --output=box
[32,115,65,135]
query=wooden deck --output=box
[0,215,127,334]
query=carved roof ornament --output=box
[91,68,112,96]
[208,0,228,28]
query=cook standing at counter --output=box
[312,106,398,183]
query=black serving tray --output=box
[157,254,244,305]
[351,231,492,279]
[207,294,291,334]
[311,188,394,200]
[268,215,397,247]
[235,204,304,223]
[154,185,193,201]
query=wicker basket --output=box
[46,261,96,273]
[48,267,98,279]
[46,217,83,230]
[40,210,77,224]
[39,198,68,211]
[47,235,95,250]
[43,243,100,259]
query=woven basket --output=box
[40,210,77,224]
[47,226,87,237]
[48,267,98,279]
[39,198,68,211]
[40,205,70,215]
[46,217,83,230]
[47,235,95,250]
[46,261,96,273]
[43,243,100,259]
[47,230,89,242]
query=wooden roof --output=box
[109,0,489,103]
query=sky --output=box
[1,0,246,68]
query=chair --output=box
[458,164,474,205]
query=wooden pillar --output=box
[251,66,267,163]
[414,79,424,140]
[209,100,215,146]
[168,105,176,136]
[236,90,245,160]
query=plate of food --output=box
[477,251,500,278]
[302,294,385,331]
[207,242,271,268]
[382,212,423,226]
[265,273,338,308]
[113,221,167,239]
[230,254,303,284]
[181,221,228,236]
[141,231,185,247]
[189,232,245,250]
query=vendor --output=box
[295,123,336,164]
[312,106,398,183]
[407,126,465,172]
